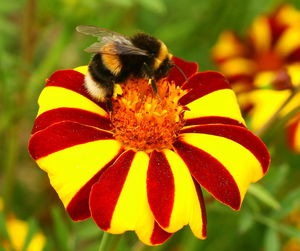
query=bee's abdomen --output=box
[87,53,115,100]
[89,54,115,84]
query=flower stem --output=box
[98,232,122,251]
[255,85,300,138]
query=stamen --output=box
[111,78,187,152]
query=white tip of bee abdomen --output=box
[84,72,107,102]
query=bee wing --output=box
[77,25,148,56]
[76,25,128,38]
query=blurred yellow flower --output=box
[0,198,46,251]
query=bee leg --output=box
[143,62,160,99]
[105,83,114,112]
[148,78,158,94]
[106,98,113,112]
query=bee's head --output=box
[153,56,173,80]
[131,33,173,79]
[152,40,173,79]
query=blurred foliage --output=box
[1,0,300,250]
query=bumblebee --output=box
[76,25,174,110]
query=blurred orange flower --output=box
[213,4,300,152]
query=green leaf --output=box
[262,163,289,194]
[21,218,38,251]
[273,187,300,219]
[105,0,133,7]
[74,219,101,240]
[51,207,71,251]
[42,238,55,251]
[248,183,281,210]
[238,209,254,234]
[136,0,167,14]
[264,228,280,251]
[0,211,10,244]
[255,214,300,242]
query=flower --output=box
[28,56,270,245]
[0,198,46,251]
[282,209,300,251]
[283,239,300,251]
[212,4,300,152]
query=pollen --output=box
[111,78,187,152]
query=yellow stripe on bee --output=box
[163,150,205,239]
[220,58,256,77]
[184,89,246,126]
[181,133,264,203]
[36,139,122,207]
[109,152,153,233]
[101,43,122,74]
[154,42,169,70]
[249,16,271,53]
[102,54,122,75]
[74,65,123,97]
[37,86,107,117]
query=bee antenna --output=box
[173,64,188,83]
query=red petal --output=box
[29,121,113,160]
[180,124,270,173]
[147,151,174,228]
[287,118,300,152]
[150,222,173,245]
[193,180,207,238]
[180,71,231,106]
[90,151,135,230]
[185,116,246,127]
[32,108,112,134]
[173,140,241,210]
[167,56,198,86]
[46,69,106,110]
[66,150,123,221]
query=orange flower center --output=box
[111,78,187,152]
[255,51,283,71]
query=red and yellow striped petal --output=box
[32,108,112,134]
[179,71,245,126]
[147,150,206,239]
[246,89,295,131]
[90,151,172,245]
[28,121,123,220]
[33,70,109,133]
[212,31,247,63]
[275,4,300,28]
[275,27,300,58]
[167,56,198,86]
[174,124,269,210]
[218,58,256,78]
[249,16,272,53]
[287,116,300,153]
